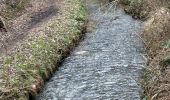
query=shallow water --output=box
[36,0,146,100]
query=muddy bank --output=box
[36,0,146,99]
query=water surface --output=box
[36,0,146,100]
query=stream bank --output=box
[121,0,170,99]
[36,0,146,99]
[0,0,86,99]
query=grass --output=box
[0,0,86,99]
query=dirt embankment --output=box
[121,0,170,99]
[0,0,86,99]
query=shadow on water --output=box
[36,0,146,100]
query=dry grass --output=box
[121,0,170,99]
[143,7,170,58]
[142,8,170,100]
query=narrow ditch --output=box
[36,0,146,99]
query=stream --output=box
[36,0,146,100]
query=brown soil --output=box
[0,0,63,55]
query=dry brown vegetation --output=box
[142,8,170,100]
[121,0,170,99]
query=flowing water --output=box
[36,0,146,100]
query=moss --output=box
[0,0,87,99]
